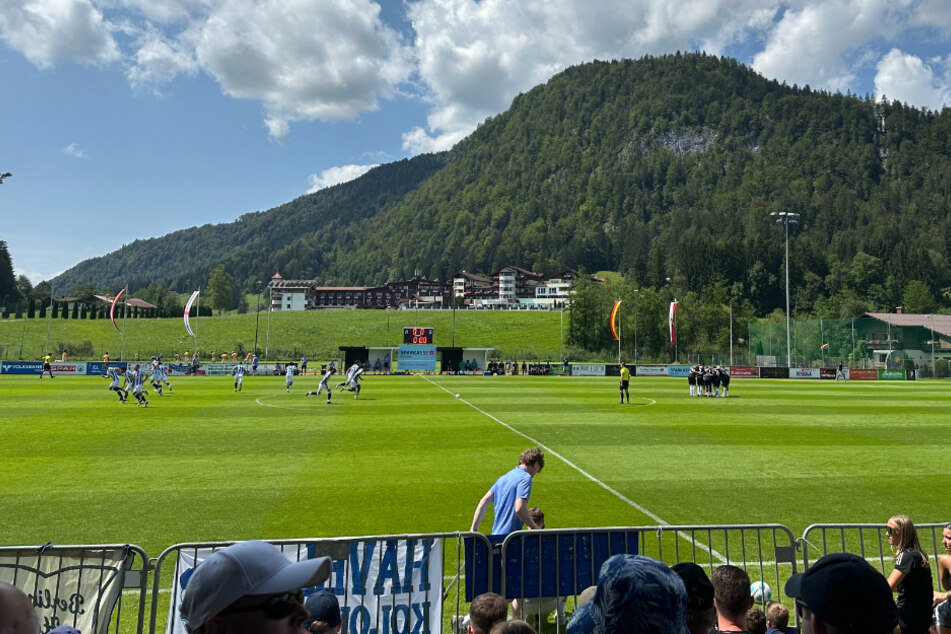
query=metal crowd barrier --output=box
[0,543,149,634]
[148,532,491,634]
[800,522,949,585]
[8,522,950,634]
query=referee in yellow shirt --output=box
[619,362,630,404]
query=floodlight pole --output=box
[633,289,639,365]
[45,283,53,355]
[771,211,799,368]
[729,295,734,366]
[930,315,936,376]
[253,281,263,355]
[265,284,272,361]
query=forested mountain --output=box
[53,53,951,317]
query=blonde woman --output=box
[933,523,951,634]
[886,515,933,634]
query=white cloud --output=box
[192,0,412,141]
[874,48,951,110]
[63,142,90,159]
[0,0,120,67]
[307,164,378,193]
[405,0,779,152]
[125,25,198,89]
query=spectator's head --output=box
[468,592,508,634]
[886,514,927,560]
[49,627,81,634]
[671,562,715,634]
[711,565,752,626]
[179,540,331,634]
[519,448,545,474]
[303,591,341,634]
[784,552,897,634]
[566,554,687,634]
[766,602,789,629]
[747,608,766,634]
[528,507,545,529]
[0,582,39,634]
[489,621,536,634]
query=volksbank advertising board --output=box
[398,344,437,371]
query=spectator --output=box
[785,552,897,634]
[747,608,766,634]
[303,590,341,634]
[711,565,753,632]
[49,627,81,634]
[671,562,716,634]
[460,592,509,634]
[565,554,687,634]
[765,602,793,634]
[179,540,331,634]
[933,522,951,634]
[471,447,545,535]
[490,621,536,634]
[513,507,567,630]
[886,514,933,634]
[0,581,39,634]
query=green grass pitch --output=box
[2,373,947,556]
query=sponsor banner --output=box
[906,370,917,381]
[667,365,691,377]
[0,547,127,634]
[165,363,192,376]
[167,540,442,634]
[85,362,126,375]
[819,368,837,379]
[878,369,906,381]
[759,367,790,379]
[1,361,43,374]
[571,364,605,376]
[203,362,236,376]
[50,362,88,375]
[790,367,820,379]
[849,369,878,380]
[634,365,667,376]
[729,366,759,378]
[397,344,436,371]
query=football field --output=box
[2,372,947,555]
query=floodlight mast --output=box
[771,211,799,368]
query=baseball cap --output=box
[785,553,897,633]
[180,541,331,632]
[49,627,82,634]
[671,562,714,611]
[303,590,341,629]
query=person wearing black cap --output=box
[303,590,341,634]
[785,552,897,634]
[179,540,332,634]
[671,562,716,634]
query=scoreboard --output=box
[403,327,434,344]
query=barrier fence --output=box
[3,522,944,634]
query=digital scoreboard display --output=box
[403,327,434,344]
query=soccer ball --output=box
[751,581,772,603]
[455,393,461,399]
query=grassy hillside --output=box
[0,309,566,362]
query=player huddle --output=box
[688,364,730,397]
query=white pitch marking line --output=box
[420,375,726,563]
[255,394,315,411]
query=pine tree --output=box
[0,241,19,312]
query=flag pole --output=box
[120,283,127,361]
[195,287,200,355]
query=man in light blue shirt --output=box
[471,447,545,535]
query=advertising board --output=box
[667,365,691,377]
[635,365,667,376]
[878,369,906,381]
[570,364,605,376]
[759,367,790,379]
[849,369,878,380]
[790,367,820,379]
[819,368,836,379]
[728,366,759,378]
[0,361,42,374]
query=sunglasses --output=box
[219,590,304,620]
[885,526,898,536]
[795,598,810,621]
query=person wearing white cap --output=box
[179,540,331,634]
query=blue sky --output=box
[2,0,950,287]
